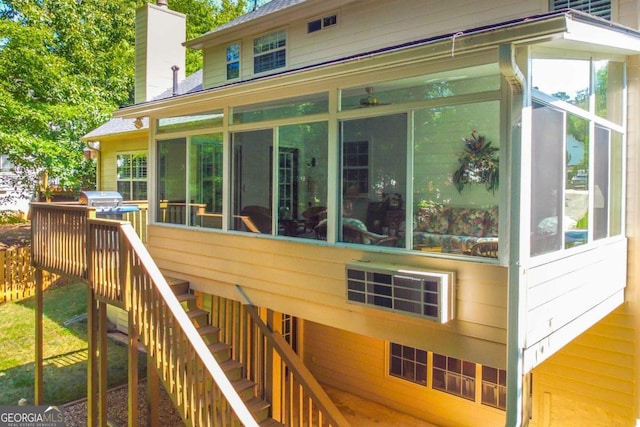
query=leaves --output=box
[453,131,499,193]
[0,0,248,202]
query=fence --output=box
[0,246,62,304]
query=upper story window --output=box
[307,14,337,33]
[0,155,13,173]
[530,55,625,256]
[226,43,240,80]
[253,30,286,74]
[117,152,147,201]
[550,0,611,20]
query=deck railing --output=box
[31,203,258,426]
[30,203,350,426]
[212,294,350,427]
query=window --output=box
[253,30,286,74]
[342,140,369,196]
[481,366,506,410]
[432,353,476,401]
[530,56,625,256]
[550,0,611,20]
[389,343,427,385]
[307,14,337,33]
[117,153,147,200]
[226,43,240,80]
[157,134,223,228]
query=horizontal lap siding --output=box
[147,225,508,366]
[99,137,147,192]
[203,0,543,88]
[304,321,505,427]
[526,240,627,347]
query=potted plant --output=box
[452,131,499,193]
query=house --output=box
[0,154,31,216]
[31,0,640,425]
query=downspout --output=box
[84,141,101,191]
[499,43,529,427]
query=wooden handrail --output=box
[30,203,349,426]
[100,222,259,426]
[246,306,350,427]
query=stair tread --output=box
[208,342,230,353]
[197,325,220,336]
[186,308,208,319]
[259,419,284,427]
[220,359,242,371]
[245,397,270,413]
[232,378,255,393]
[176,293,196,302]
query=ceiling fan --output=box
[359,87,390,107]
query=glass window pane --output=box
[531,102,564,256]
[232,93,328,124]
[340,114,406,247]
[609,131,623,236]
[157,110,224,134]
[189,134,224,229]
[595,60,624,125]
[593,126,609,240]
[277,122,328,238]
[157,138,187,225]
[340,63,500,110]
[231,129,273,234]
[132,182,147,200]
[565,114,589,248]
[413,101,500,256]
[532,58,590,110]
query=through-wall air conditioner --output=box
[346,262,455,323]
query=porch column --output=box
[34,268,44,405]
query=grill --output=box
[79,191,139,219]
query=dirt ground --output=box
[0,223,31,250]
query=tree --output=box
[0,0,247,203]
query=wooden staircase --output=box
[167,277,282,427]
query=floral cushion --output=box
[446,207,488,237]
[415,206,450,234]
[485,206,499,237]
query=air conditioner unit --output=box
[346,262,455,323]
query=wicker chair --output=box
[469,240,499,258]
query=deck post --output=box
[98,301,108,426]
[147,351,160,427]
[87,287,99,427]
[128,311,139,426]
[34,268,44,405]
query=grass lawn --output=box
[0,282,146,406]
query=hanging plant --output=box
[452,131,499,193]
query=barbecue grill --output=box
[79,191,139,219]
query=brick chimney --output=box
[134,2,185,103]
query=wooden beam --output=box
[128,312,139,426]
[98,301,108,427]
[87,287,98,427]
[34,268,43,405]
[147,351,160,427]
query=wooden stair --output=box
[166,277,283,427]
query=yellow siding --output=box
[303,321,506,427]
[147,225,508,367]
[98,135,147,192]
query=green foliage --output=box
[452,131,499,194]
[0,0,247,201]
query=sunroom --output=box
[140,12,631,269]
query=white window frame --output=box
[253,30,286,74]
[116,151,148,201]
[226,42,241,80]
